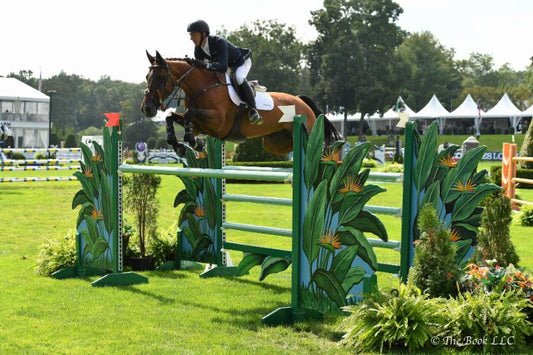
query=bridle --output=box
[144,59,229,112]
[144,63,194,111]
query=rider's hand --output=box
[192,59,206,68]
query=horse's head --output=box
[141,51,172,117]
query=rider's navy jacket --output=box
[194,35,251,73]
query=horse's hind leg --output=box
[262,130,294,155]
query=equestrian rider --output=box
[187,19,263,125]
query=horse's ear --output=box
[146,50,155,64]
[155,51,167,67]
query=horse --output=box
[141,51,341,156]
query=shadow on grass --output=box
[143,270,189,279]
[228,277,290,294]
[209,303,346,339]
[120,285,177,304]
[0,187,23,195]
[174,294,343,339]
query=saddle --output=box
[226,72,274,111]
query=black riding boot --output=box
[238,81,263,125]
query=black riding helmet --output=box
[187,20,210,34]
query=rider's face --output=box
[189,32,203,47]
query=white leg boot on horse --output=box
[239,81,263,125]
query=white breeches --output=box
[234,58,251,85]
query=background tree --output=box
[309,0,405,139]
[395,31,462,111]
[456,53,499,88]
[520,117,533,169]
[224,20,304,93]
[458,53,531,110]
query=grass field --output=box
[0,166,532,353]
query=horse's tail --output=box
[297,95,344,146]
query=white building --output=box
[0,78,51,148]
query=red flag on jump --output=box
[104,112,120,127]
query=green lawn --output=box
[0,168,532,353]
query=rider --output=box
[187,19,262,125]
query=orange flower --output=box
[449,229,461,242]
[198,152,207,159]
[447,272,453,279]
[454,179,476,192]
[194,205,206,217]
[320,147,341,165]
[320,230,341,249]
[83,166,94,178]
[439,154,456,168]
[479,267,489,280]
[91,208,104,220]
[91,153,103,162]
[338,175,363,194]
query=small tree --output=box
[124,173,161,257]
[519,120,533,169]
[409,204,460,298]
[474,192,520,266]
[232,137,288,162]
[64,133,77,148]
[147,137,157,150]
[155,138,168,149]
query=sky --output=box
[1,0,531,84]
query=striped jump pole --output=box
[0,176,78,183]
[0,159,81,165]
[0,147,81,153]
[0,166,80,172]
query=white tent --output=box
[324,112,368,136]
[412,94,449,134]
[447,94,484,136]
[483,93,523,133]
[367,98,417,135]
[522,103,533,117]
[0,78,50,102]
[0,78,51,147]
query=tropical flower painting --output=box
[174,138,220,264]
[298,115,388,313]
[72,126,116,270]
[407,122,500,267]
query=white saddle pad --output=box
[226,74,274,111]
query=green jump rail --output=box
[118,164,292,182]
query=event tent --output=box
[0,78,50,147]
[484,93,524,133]
[367,97,416,135]
[411,94,449,134]
[447,94,484,135]
[522,104,533,117]
[327,92,531,137]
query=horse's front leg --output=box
[183,109,205,152]
[165,113,186,157]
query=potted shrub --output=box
[124,173,161,271]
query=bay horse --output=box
[141,51,341,156]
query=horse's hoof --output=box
[172,144,186,157]
[194,139,205,152]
